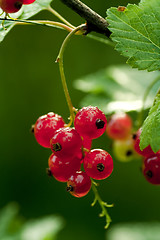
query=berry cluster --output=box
[33,106,114,198]
[106,112,160,185]
[0,0,36,14]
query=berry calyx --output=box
[34,112,65,148]
[143,152,160,185]
[0,0,23,13]
[66,171,91,197]
[133,128,155,157]
[23,0,35,4]
[50,127,83,159]
[106,112,132,140]
[74,106,107,139]
[83,149,113,180]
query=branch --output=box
[59,0,111,37]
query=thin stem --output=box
[137,75,160,128]
[86,33,115,47]
[47,5,75,29]
[91,179,113,229]
[56,24,86,122]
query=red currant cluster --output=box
[0,0,36,14]
[106,112,160,185]
[33,106,114,198]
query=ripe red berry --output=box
[66,171,91,197]
[34,112,65,148]
[48,153,81,182]
[106,112,132,140]
[0,0,23,13]
[50,127,83,159]
[23,0,35,4]
[133,128,155,157]
[143,152,160,185]
[74,106,107,139]
[83,149,113,180]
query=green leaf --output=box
[107,222,160,240]
[0,0,53,42]
[107,0,160,71]
[140,92,160,153]
[74,65,160,114]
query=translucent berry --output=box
[133,128,155,157]
[74,106,107,139]
[66,171,91,197]
[50,127,82,159]
[83,149,113,180]
[34,112,65,148]
[23,0,35,4]
[0,0,23,13]
[106,112,132,140]
[143,152,160,185]
[48,153,81,182]
[113,136,140,162]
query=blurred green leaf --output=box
[107,0,160,71]
[74,65,159,114]
[0,0,53,42]
[107,222,160,240]
[140,93,160,153]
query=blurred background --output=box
[0,0,160,239]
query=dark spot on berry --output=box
[132,133,137,140]
[14,1,22,10]
[46,168,52,177]
[52,143,62,152]
[146,170,153,179]
[96,119,105,129]
[66,185,74,192]
[97,163,105,172]
[30,124,35,134]
[126,150,133,156]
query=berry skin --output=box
[50,127,83,159]
[106,112,132,140]
[0,0,23,13]
[66,171,91,198]
[34,112,65,148]
[133,128,155,157]
[23,0,35,4]
[143,152,160,185]
[74,106,107,139]
[83,149,113,180]
[48,153,81,182]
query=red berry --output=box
[106,112,132,140]
[34,112,65,148]
[83,149,113,180]
[50,127,82,159]
[48,153,81,182]
[133,128,155,157]
[74,106,107,139]
[0,0,23,13]
[66,171,91,197]
[23,0,35,4]
[143,152,160,185]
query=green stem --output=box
[47,5,75,29]
[56,24,86,122]
[91,179,113,229]
[87,34,115,47]
[137,75,160,128]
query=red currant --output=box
[66,171,91,197]
[133,128,155,157]
[106,112,132,140]
[50,127,83,159]
[74,106,107,139]
[0,0,23,13]
[143,152,160,185]
[23,0,35,4]
[48,153,81,182]
[34,112,65,148]
[83,149,113,180]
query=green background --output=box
[0,0,159,239]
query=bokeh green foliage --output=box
[1,0,160,240]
